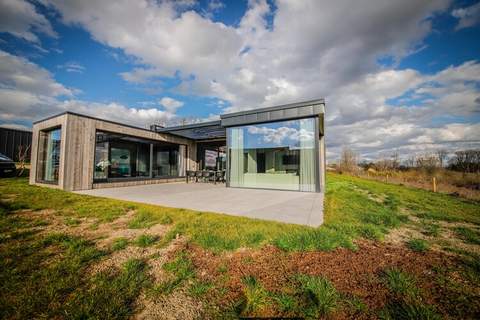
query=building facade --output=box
[0,127,32,162]
[30,99,325,192]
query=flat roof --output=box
[33,99,325,141]
[155,120,225,140]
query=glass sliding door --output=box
[37,127,62,183]
[152,144,187,178]
[227,118,317,191]
[110,144,133,178]
[93,130,186,182]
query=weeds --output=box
[297,274,339,317]
[241,276,270,314]
[407,239,430,252]
[112,237,129,251]
[154,251,195,294]
[454,227,480,245]
[381,267,440,320]
[382,268,419,299]
[134,234,158,247]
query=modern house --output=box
[29,99,325,194]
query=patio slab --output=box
[76,182,324,227]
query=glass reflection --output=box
[228,118,316,191]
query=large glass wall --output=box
[94,131,185,182]
[37,127,62,183]
[227,118,317,191]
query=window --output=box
[94,131,186,182]
[37,127,61,183]
[228,118,316,191]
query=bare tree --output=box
[404,155,416,168]
[416,153,439,175]
[449,149,480,173]
[436,149,448,168]
[339,147,359,173]
[391,151,400,170]
[16,144,31,177]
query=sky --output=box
[0,0,479,161]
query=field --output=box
[1,173,479,319]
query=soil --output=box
[9,209,480,319]
[189,240,478,319]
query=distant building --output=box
[0,127,32,162]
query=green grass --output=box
[421,221,440,237]
[381,267,440,320]
[407,239,430,252]
[297,274,339,317]
[272,292,297,312]
[64,258,149,319]
[380,301,441,320]
[134,234,158,247]
[382,268,419,299]
[0,226,149,319]
[2,174,479,252]
[240,276,270,314]
[1,174,479,319]
[454,227,480,245]
[154,251,195,294]
[189,280,213,297]
[128,208,172,228]
[112,237,129,251]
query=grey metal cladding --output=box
[220,99,325,127]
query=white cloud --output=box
[248,124,314,146]
[57,61,85,73]
[0,50,181,128]
[0,123,31,131]
[0,50,72,96]
[0,0,56,42]
[452,2,480,30]
[3,0,480,161]
[159,97,184,113]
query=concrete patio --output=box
[76,183,324,227]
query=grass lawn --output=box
[1,173,479,319]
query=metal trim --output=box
[220,99,325,119]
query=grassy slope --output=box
[1,173,479,318]
[1,173,479,252]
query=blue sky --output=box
[0,0,479,160]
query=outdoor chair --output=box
[215,170,225,184]
[202,170,213,183]
[195,170,203,182]
[186,170,196,183]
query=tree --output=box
[449,149,480,173]
[339,147,358,173]
[416,153,439,175]
[17,144,31,177]
[436,149,448,168]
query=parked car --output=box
[0,153,16,177]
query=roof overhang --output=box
[220,99,325,129]
[155,120,226,140]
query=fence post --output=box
[433,177,437,192]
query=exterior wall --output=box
[30,113,196,191]
[92,177,185,189]
[0,127,32,162]
[318,135,326,192]
[29,114,68,189]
